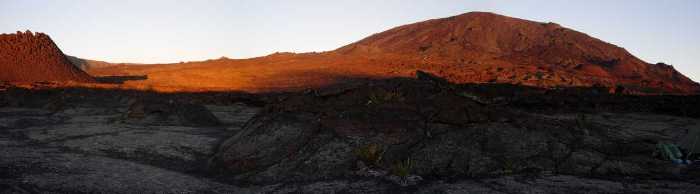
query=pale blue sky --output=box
[1,0,698,81]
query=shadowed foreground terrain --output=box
[1,74,699,193]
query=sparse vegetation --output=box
[655,142,685,162]
[502,159,515,175]
[354,144,385,167]
[391,158,413,178]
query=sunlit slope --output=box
[87,12,699,94]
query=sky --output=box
[1,0,698,81]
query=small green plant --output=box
[367,93,380,106]
[354,144,384,167]
[656,142,683,161]
[391,158,413,178]
[502,159,515,175]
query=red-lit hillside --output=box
[0,31,94,83]
[337,12,700,94]
[23,12,700,94]
[87,12,698,94]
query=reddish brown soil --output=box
[337,12,699,94]
[0,31,94,83]
[12,12,700,94]
[87,12,699,94]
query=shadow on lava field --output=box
[1,74,699,193]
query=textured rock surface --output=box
[214,76,700,189]
[1,82,699,193]
[0,90,261,193]
[0,31,94,82]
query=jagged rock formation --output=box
[0,30,94,82]
[1,78,699,193]
[337,12,700,94]
[213,73,700,186]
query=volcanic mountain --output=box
[74,12,700,94]
[0,31,94,83]
[337,12,700,94]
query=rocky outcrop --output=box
[214,73,700,185]
[125,98,221,127]
[0,90,261,193]
[0,30,94,82]
[1,80,699,193]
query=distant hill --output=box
[66,55,118,71]
[337,12,699,94]
[0,31,94,82]
[36,12,700,94]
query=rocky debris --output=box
[0,90,263,193]
[0,30,94,82]
[353,161,423,187]
[386,174,423,187]
[126,98,221,127]
[2,87,56,108]
[214,75,700,187]
[178,103,222,126]
[257,180,396,194]
[415,175,700,194]
[0,146,252,194]
[206,104,261,131]
[1,97,255,171]
[678,125,700,158]
[1,79,700,193]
